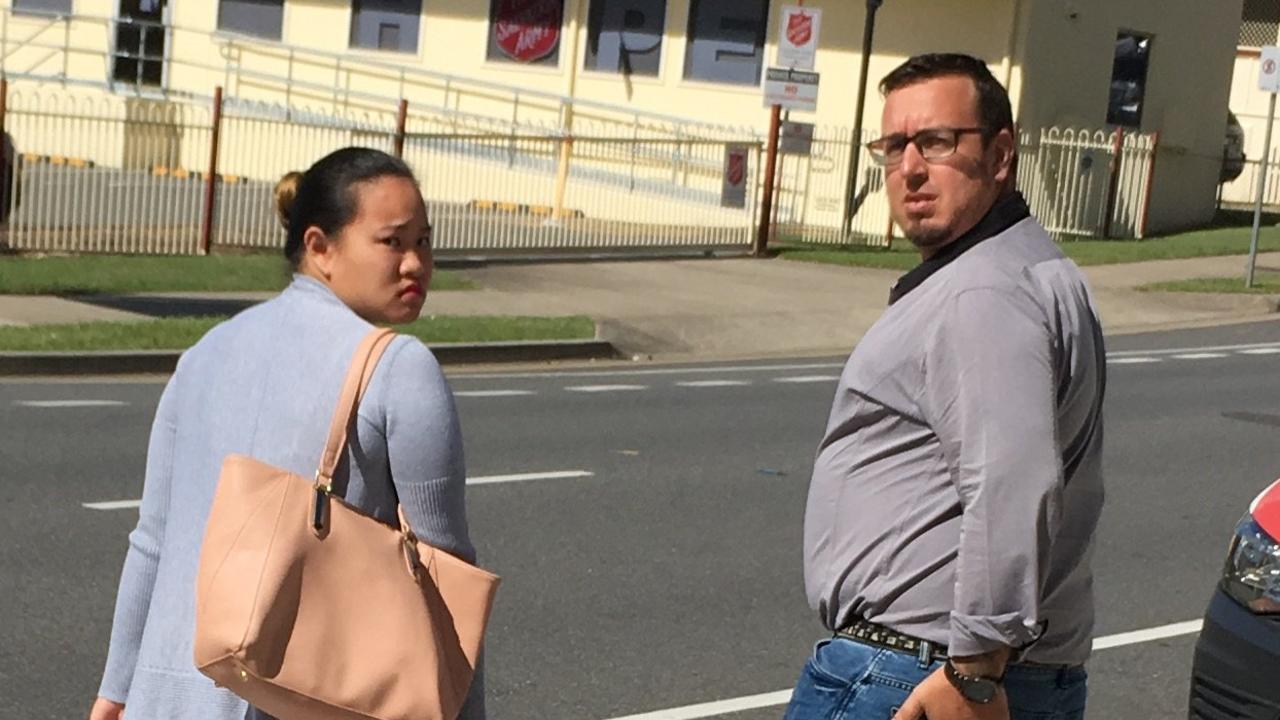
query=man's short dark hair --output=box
[879,53,1014,142]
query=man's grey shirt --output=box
[803,215,1106,665]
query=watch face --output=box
[965,679,998,704]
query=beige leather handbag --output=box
[194,328,499,720]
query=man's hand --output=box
[892,666,1009,720]
[88,697,125,720]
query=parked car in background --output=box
[1222,112,1247,185]
[1188,478,1280,719]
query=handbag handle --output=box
[315,327,397,494]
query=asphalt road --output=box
[3,319,1280,719]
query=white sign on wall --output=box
[763,67,820,111]
[776,5,822,71]
[1260,46,1280,93]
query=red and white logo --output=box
[727,152,745,187]
[787,11,813,48]
[493,0,563,63]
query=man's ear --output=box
[303,226,335,278]
[990,128,1016,185]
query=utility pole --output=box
[842,0,884,235]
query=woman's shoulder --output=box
[380,334,444,381]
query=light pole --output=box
[842,0,884,235]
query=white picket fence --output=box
[0,84,1158,256]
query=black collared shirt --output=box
[888,192,1032,305]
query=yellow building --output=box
[0,0,1244,252]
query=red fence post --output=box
[199,86,224,256]
[755,104,782,257]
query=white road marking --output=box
[453,390,536,398]
[676,380,753,388]
[1239,347,1280,355]
[603,619,1205,720]
[84,471,597,509]
[17,400,128,408]
[466,470,595,486]
[1171,353,1230,360]
[773,375,840,383]
[1108,341,1280,358]
[1108,357,1162,365]
[82,500,142,510]
[566,384,649,393]
[1090,619,1204,650]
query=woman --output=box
[89,148,483,720]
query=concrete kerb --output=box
[0,340,619,376]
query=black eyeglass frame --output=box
[865,127,989,166]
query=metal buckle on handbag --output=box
[836,618,950,664]
[311,470,332,535]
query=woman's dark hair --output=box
[879,53,1015,142]
[278,147,417,267]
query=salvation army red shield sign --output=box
[787,11,813,48]
[494,0,563,63]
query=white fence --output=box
[777,125,1159,246]
[0,84,1159,256]
[0,86,761,255]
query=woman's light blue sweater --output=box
[97,274,482,719]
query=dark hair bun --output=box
[273,171,304,230]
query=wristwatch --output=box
[944,659,1002,704]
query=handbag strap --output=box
[314,327,398,491]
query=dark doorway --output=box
[113,0,168,88]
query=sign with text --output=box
[763,67,820,111]
[776,5,822,71]
[780,120,815,155]
[1261,46,1280,93]
[722,144,750,208]
[493,0,563,63]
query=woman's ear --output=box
[303,226,336,279]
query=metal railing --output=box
[776,124,1159,245]
[0,86,762,254]
[0,6,753,143]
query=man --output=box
[783,54,1105,720]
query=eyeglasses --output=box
[866,127,986,166]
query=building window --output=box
[217,0,284,40]
[12,0,73,14]
[487,0,564,66]
[584,0,665,76]
[683,0,769,85]
[350,0,422,53]
[112,0,167,87]
[1107,32,1152,129]
[1241,0,1280,48]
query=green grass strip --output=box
[0,254,474,294]
[0,315,595,352]
[776,223,1280,271]
[1140,272,1280,295]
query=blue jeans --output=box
[782,637,1087,720]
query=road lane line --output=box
[1108,341,1280,358]
[603,619,1205,720]
[676,380,753,388]
[773,375,840,383]
[1171,353,1230,360]
[18,400,129,408]
[451,362,846,380]
[82,500,142,510]
[1090,619,1204,650]
[1108,357,1162,365]
[84,470,598,508]
[1239,347,1280,355]
[454,390,536,398]
[566,384,649,393]
[466,470,595,486]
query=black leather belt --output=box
[836,618,950,664]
